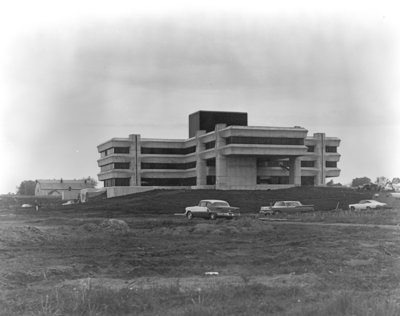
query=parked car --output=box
[260,201,315,215]
[184,200,240,220]
[348,200,387,211]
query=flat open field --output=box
[1,187,400,315]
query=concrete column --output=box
[195,130,207,186]
[129,134,141,186]
[215,123,228,189]
[289,157,301,185]
[314,133,325,185]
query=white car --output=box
[348,200,387,211]
[62,200,75,206]
[184,200,240,220]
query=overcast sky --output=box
[0,1,399,193]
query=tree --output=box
[16,180,36,195]
[83,176,98,188]
[326,179,342,187]
[392,177,400,184]
[375,176,388,185]
[351,177,371,188]
[326,179,334,186]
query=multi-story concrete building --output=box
[97,111,340,195]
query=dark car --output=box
[184,200,240,220]
[260,201,314,215]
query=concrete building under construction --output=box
[97,111,341,196]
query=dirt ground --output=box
[1,201,400,314]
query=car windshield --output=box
[212,201,229,207]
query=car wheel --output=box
[366,207,371,210]
[187,211,193,220]
[273,210,281,215]
[210,213,217,220]
[350,206,355,211]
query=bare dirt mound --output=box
[0,226,51,247]
[79,219,130,234]
[159,217,273,235]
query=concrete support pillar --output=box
[129,134,141,186]
[314,133,325,185]
[215,123,228,189]
[289,156,301,185]
[195,130,207,186]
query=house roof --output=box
[36,180,95,191]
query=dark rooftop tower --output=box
[189,110,248,138]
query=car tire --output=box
[187,211,193,220]
[350,206,355,211]
[210,213,217,220]
[273,210,281,215]
[366,207,371,210]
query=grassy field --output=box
[1,187,400,315]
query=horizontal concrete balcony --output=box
[219,126,308,139]
[98,138,131,152]
[325,153,341,160]
[304,138,318,145]
[219,144,308,156]
[325,168,341,177]
[300,153,318,161]
[140,169,197,178]
[302,152,319,157]
[198,149,217,160]
[198,131,217,143]
[140,153,196,162]
[97,154,134,167]
[300,168,320,176]
[98,170,134,181]
[140,138,193,148]
[325,138,341,147]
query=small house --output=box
[35,179,95,200]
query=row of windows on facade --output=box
[100,144,337,157]
[102,175,321,187]
[103,177,198,187]
[100,147,130,157]
[101,160,337,172]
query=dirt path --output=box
[260,218,400,229]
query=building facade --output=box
[97,111,341,191]
[35,179,95,200]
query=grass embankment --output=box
[64,186,375,216]
[1,187,376,216]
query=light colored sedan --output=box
[348,200,387,211]
[184,200,240,220]
[260,201,314,215]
